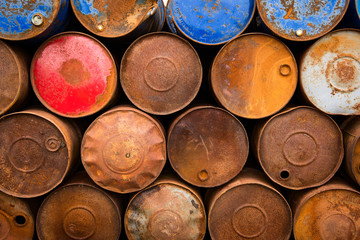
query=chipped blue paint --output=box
[356,0,360,19]
[168,0,255,45]
[72,0,99,16]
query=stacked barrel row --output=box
[0,0,360,239]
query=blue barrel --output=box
[256,0,349,41]
[166,0,255,45]
[0,0,69,41]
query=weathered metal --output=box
[81,106,166,194]
[300,29,360,115]
[0,40,29,116]
[256,0,349,41]
[206,168,292,240]
[36,172,122,240]
[0,108,81,198]
[71,0,165,39]
[120,32,202,115]
[168,106,248,187]
[125,174,206,240]
[31,31,118,118]
[291,179,360,240]
[0,0,69,41]
[166,0,255,45]
[254,106,343,190]
[211,33,297,119]
[0,191,34,240]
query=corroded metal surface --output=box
[0,40,29,116]
[125,175,206,240]
[206,168,292,240]
[300,29,360,115]
[81,106,166,194]
[0,191,34,240]
[31,31,118,118]
[168,106,248,187]
[0,0,69,41]
[167,0,255,45]
[255,106,343,190]
[71,0,165,38]
[121,32,202,115]
[211,33,297,119]
[291,179,360,240]
[256,0,349,41]
[36,172,122,240]
[0,108,80,198]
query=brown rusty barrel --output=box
[254,106,344,190]
[291,179,360,239]
[211,33,297,119]
[0,40,29,116]
[36,172,122,240]
[167,106,249,187]
[0,191,34,240]
[120,32,202,115]
[0,108,81,198]
[81,106,166,193]
[206,168,292,240]
[124,174,206,240]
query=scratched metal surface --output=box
[168,0,255,45]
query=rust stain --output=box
[283,7,297,20]
[59,59,91,86]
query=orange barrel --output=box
[81,106,166,193]
[291,178,360,239]
[206,168,292,240]
[31,31,118,118]
[167,106,248,187]
[342,116,360,185]
[36,172,122,240]
[211,33,297,119]
[254,106,343,190]
[300,29,360,115]
[0,191,34,240]
[124,174,206,240]
[0,40,29,116]
[0,108,81,198]
[120,32,202,115]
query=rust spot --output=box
[283,7,297,20]
[59,59,91,86]
[191,199,199,209]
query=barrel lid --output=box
[125,183,206,240]
[81,106,166,194]
[168,0,255,45]
[301,29,360,115]
[168,106,248,187]
[71,0,158,38]
[211,33,297,119]
[0,0,63,41]
[256,0,349,41]
[31,32,117,118]
[258,106,343,190]
[37,183,121,240]
[121,32,202,115]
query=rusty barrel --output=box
[166,0,255,45]
[211,33,297,119]
[206,168,292,240]
[31,31,118,118]
[71,0,165,39]
[0,108,81,198]
[120,32,202,115]
[300,29,360,115]
[0,0,69,41]
[254,106,343,190]
[291,178,360,239]
[256,0,349,41]
[124,174,206,240]
[36,172,122,240]
[81,106,166,194]
[0,191,34,240]
[167,106,248,187]
[0,40,29,116]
